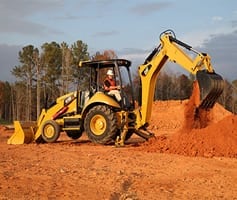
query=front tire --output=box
[41,120,60,143]
[84,105,118,144]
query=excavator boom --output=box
[137,30,224,127]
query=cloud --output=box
[179,25,235,49]
[0,44,22,82]
[55,13,83,20]
[0,0,63,37]
[212,16,223,22]
[92,30,119,37]
[118,47,149,61]
[117,30,237,81]
[201,30,237,81]
[130,2,172,16]
[0,18,60,36]
[232,20,237,28]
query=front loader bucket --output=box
[196,70,224,109]
[7,121,37,144]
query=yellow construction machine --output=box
[8,30,224,145]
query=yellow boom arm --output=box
[136,30,223,127]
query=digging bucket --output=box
[196,70,224,110]
[7,121,37,144]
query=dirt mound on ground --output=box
[142,114,237,157]
[183,81,211,129]
[0,125,8,133]
[147,85,231,136]
[139,81,237,158]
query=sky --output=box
[0,0,237,82]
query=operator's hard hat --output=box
[107,69,114,76]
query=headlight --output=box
[64,95,75,105]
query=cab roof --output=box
[79,59,131,69]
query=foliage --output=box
[0,81,13,122]
[71,40,90,90]
[90,50,118,85]
[91,50,117,61]
[132,69,237,114]
[8,40,90,121]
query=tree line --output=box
[0,39,236,123]
[153,71,237,113]
[0,40,113,122]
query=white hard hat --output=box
[107,69,114,76]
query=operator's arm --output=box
[104,79,120,91]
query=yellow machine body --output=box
[8,30,224,145]
[7,89,120,144]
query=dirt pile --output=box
[142,114,237,157]
[183,81,211,129]
[0,125,7,132]
[139,81,237,158]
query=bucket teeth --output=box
[197,70,224,110]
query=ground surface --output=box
[0,99,237,200]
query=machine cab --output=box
[79,59,135,110]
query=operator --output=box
[103,69,121,102]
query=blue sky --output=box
[0,0,237,81]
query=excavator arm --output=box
[137,30,224,127]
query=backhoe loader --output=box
[8,30,224,145]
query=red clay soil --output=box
[141,114,237,157]
[183,80,211,129]
[0,82,237,199]
[0,102,237,199]
[139,81,237,158]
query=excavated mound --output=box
[0,125,9,133]
[142,114,237,158]
[139,81,237,158]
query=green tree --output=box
[41,42,62,102]
[91,50,117,61]
[11,45,39,120]
[0,81,5,119]
[218,79,234,112]
[232,80,237,113]
[71,40,90,90]
[176,74,192,100]
[90,50,118,85]
[3,82,12,121]
[10,40,115,121]
[61,42,73,95]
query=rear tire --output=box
[41,120,60,143]
[84,105,118,144]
